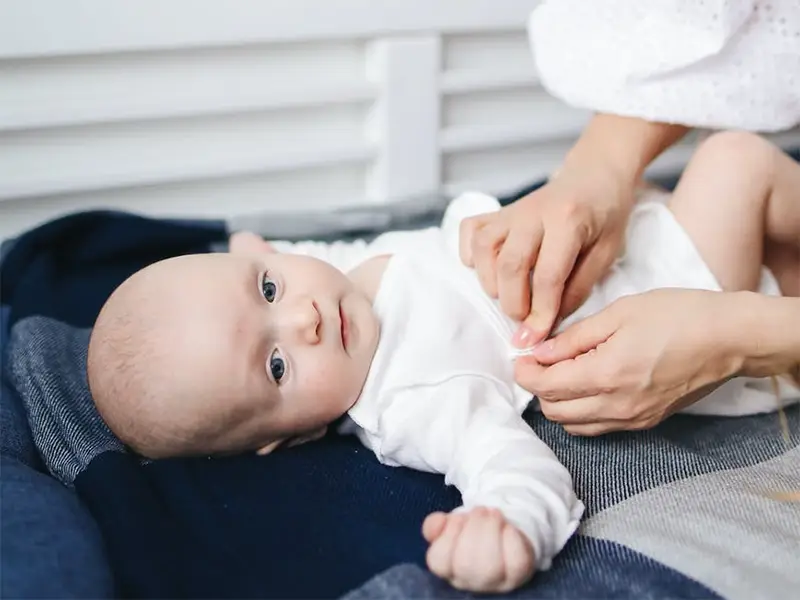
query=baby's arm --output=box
[379,376,584,592]
[230,227,439,274]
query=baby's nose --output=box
[284,297,320,344]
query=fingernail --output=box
[531,339,555,359]
[512,325,536,348]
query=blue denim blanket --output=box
[2,199,798,599]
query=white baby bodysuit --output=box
[274,190,799,570]
[339,193,585,570]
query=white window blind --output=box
[1,0,798,240]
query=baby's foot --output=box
[229,231,274,256]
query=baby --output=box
[87,132,800,593]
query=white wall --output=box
[1,1,799,240]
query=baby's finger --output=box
[422,512,448,543]
[501,524,535,592]
[426,513,466,581]
[451,508,504,592]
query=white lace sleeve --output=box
[377,376,584,570]
[529,0,800,131]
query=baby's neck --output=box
[345,254,393,411]
[346,254,392,303]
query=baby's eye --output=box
[269,349,286,383]
[261,272,278,303]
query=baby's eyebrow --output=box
[247,263,263,301]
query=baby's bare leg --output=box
[667,131,800,296]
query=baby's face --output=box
[156,251,379,450]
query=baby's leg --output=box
[667,131,800,296]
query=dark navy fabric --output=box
[0,456,115,599]
[77,443,461,598]
[1,205,722,599]
[0,210,225,599]
[0,210,226,329]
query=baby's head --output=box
[87,249,379,459]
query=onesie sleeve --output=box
[529,0,800,131]
[377,376,584,570]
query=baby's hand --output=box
[422,507,535,593]
[229,231,275,256]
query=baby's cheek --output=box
[302,359,357,407]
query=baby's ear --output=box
[286,427,327,448]
[254,427,326,456]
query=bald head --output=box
[87,254,273,459]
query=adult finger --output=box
[512,355,549,395]
[559,244,616,320]
[495,223,543,321]
[563,422,621,436]
[471,219,508,298]
[538,396,608,425]
[529,307,619,365]
[538,392,637,425]
[527,226,582,338]
[518,351,610,401]
[458,214,489,267]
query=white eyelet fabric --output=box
[529,0,800,131]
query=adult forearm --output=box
[730,292,800,380]
[564,114,690,191]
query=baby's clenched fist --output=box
[422,507,536,593]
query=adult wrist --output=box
[725,292,800,380]
[563,113,690,195]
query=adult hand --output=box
[423,507,535,593]
[459,162,635,343]
[515,289,750,435]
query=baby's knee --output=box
[694,131,775,175]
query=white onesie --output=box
[273,191,799,570]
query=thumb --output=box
[422,512,448,542]
[530,307,617,364]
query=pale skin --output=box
[231,233,537,592]
[462,117,800,433]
